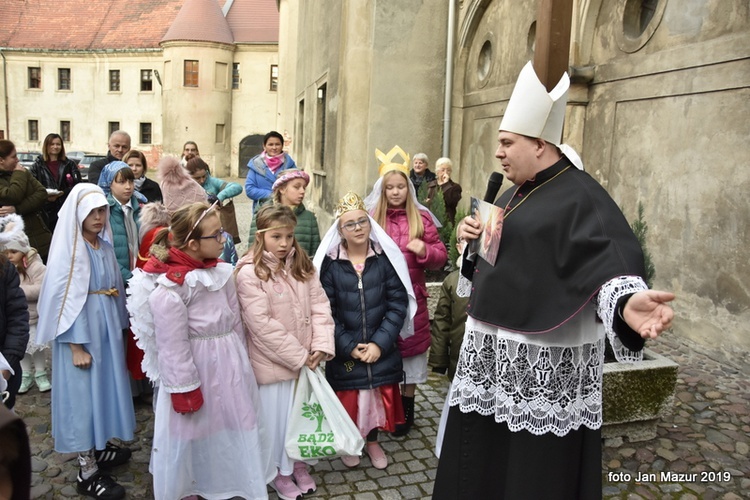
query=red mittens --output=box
[171,387,204,414]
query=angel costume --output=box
[128,246,273,500]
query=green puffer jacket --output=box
[428,269,470,381]
[107,194,141,283]
[0,169,51,260]
[247,202,321,257]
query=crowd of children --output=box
[5,143,464,500]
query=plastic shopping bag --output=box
[285,366,365,461]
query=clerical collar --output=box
[527,156,572,186]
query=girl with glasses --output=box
[235,204,335,500]
[129,201,273,499]
[314,192,417,471]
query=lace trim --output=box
[596,276,647,363]
[456,257,472,298]
[449,319,604,437]
[127,270,160,383]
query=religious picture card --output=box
[469,197,504,266]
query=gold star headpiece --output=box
[334,191,367,219]
[376,146,410,178]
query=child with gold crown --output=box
[314,191,417,470]
[364,147,448,437]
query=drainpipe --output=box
[1,50,9,139]
[441,0,456,157]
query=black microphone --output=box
[483,172,504,203]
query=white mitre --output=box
[499,61,569,146]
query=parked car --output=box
[17,151,41,169]
[67,150,98,165]
[77,154,107,181]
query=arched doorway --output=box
[239,134,264,177]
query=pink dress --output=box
[131,263,274,499]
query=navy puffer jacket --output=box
[319,244,407,391]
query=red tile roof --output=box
[162,0,234,45]
[0,0,184,50]
[225,0,279,44]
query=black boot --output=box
[392,395,415,437]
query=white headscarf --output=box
[36,184,113,344]
[313,213,417,340]
[363,175,443,228]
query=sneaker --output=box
[340,454,360,468]
[76,470,126,499]
[18,373,33,394]
[292,462,316,495]
[95,443,131,469]
[35,372,51,392]
[365,441,388,470]
[271,473,303,500]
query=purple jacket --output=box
[383,208,447,357]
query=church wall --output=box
[0,50,162,162]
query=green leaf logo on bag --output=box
[301,402,325,433]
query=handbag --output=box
[218,182,241,242]
[285,367,364,461]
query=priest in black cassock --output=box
[432,62,675,499]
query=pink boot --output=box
[272,472,303,500]
[293,461,316,494]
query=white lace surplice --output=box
[447,276,647,437]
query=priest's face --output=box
[495,131,542,185]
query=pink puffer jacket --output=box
[235,249,335,385]
[383,208,447,358]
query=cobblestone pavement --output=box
[15,181,750,499]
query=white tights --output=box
[19,350,46,375]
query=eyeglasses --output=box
[185,200,219,241]
[196,228,226,243]
[341,217,370,232]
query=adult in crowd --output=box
[124,150,162,203]
[185,157,242,242]
[29,133,82,231]
[180,141,199,167]
[244,131,297,213]
[434,157,462,224]
[0,140,51,261]
[88,131,131,186]
[432,62,675,499]
[409,153,437,204]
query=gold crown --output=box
[334,191,367,218]
[376,146,410,177]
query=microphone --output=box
[483,172,504,203]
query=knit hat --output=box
[272,168,310,191]
[0,214,29,253]
[98,161,148,202]
[138,202,170,241]
[158,156,207,215]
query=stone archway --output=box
[239,134,264,177]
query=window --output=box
[270,65,278,91]
[296,99,305,165]
[28,120,39,141]
[28,67,41,89]
[184,60,199,87]
[60,121,71,142]
[215,124,225,144]
[140,70,153,91]
[316,84,327,168]
[140,123,152,144]
[232,63,240,89]
[58,68,71,90]
[108,122,120,136]
[109,70,120,91]
[214,62,228,90]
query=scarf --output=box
[262,151,286,173]
[134,175,146,191]
[143,246,218,285]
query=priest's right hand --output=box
[457,213,482,243]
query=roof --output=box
[162,0,234,45]
[225,0,279,43]
[0,0,184,50]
